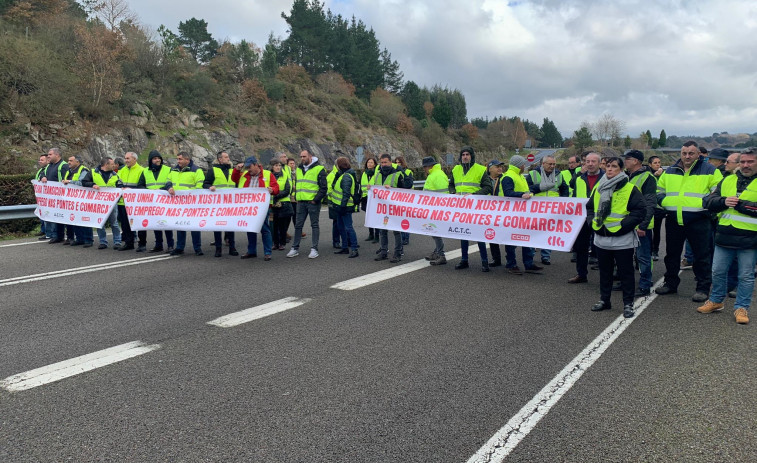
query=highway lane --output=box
[1,216,754,462]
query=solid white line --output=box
[0,341,161,392]
[331,248,476,290]
[208,297,312,328]
[467,276,668,463]
[0,241,46,248]
[0,255,176,287]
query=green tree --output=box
[645,129,653,144]
[540,117,562,148]
[523,118,542,146]
[261,33,279,79]
[380,48,403,93]
[228,40,260,82]
[431,96,451,129]
[573,126,593,153]
[400,81,427,121]
[624,135,632,149]
[659,129,667,147]
[177,17,218,63]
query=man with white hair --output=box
[568,151,604,283]
[527,154,569,265]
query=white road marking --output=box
[208,297,313,328]
[330,248,476,290]
[0,255,175,287]
[466,276,668,463]
[0,341,160,392]
[0,241,46,248]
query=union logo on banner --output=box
[485,228,496,240]
[199,220,207,228]
[142,219,149,227]
[69,214,75,221]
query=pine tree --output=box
[177,17,218,63]
[659,129,667,147]
[540,118,562,148]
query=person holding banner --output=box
[361,157,379,243]
[232,156,278,260]
[271,159,293,251]
[331,156,360,258]
[40,147,69,244]
[501,155,542,275]
[167,151,205,256]
[204,150,239,258]
[422,156,449,266]
[372,153,409,263]
[486,160,505,268]
[568,152,604,284]
[62,155,95,248]
[394,156,414,246]
[91,157,122,250]
[527,155,569,265]
[589,156,646,318]
[142,150,175,253]
[116,152,147,252]
[450,146,492,272]
[35,154,50,239]
[287,149,327,259]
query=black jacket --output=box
[44,159,69,182]
[587,177,646,237]
[203,163,233,188]
[627,166,657,230]
[526,168,570,197]
[705,171,757,249]
[447,146,493,195]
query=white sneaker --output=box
[286,249,299,258]
[308,248,319,259]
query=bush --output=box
[264,79,285,101]
[370,87,404,128]
[396,114,414,134]
[334,123,350,144]
[315,71,355,97]
[419,121,447,155]
[0,173,37,235]
[276,65,313,89]
[241,79,268,109]
[171,71,218,112]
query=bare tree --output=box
[92,0,137,32]
[591,114,626,146]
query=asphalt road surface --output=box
[1,212,755,462]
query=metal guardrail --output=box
[412,180,425,190]
[0,205,37,221]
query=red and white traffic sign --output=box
[526,153,535,162]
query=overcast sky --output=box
[124,0,757,139]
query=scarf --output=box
[594,172,628,227]
[539,168,556,192]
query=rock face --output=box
[12,108,428,171]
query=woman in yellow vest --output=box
[361,157,379,242]
[486,160,505,268]
[589,156,646,318]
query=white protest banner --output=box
[122,188,270,233]
[32,180,121,229]
[365,187,589,251]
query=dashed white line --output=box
[466,276,668,463]
[330,248,474,290]
[0,341,161,392]
[0,255,176,287]
[208,296,313,328]
[0,240,47,248]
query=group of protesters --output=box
[34,142,757,325]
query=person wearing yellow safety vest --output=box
[394,156,414,246]
[91,157,122,250]
[326,164,343,250]
[142,150,175,253]
[371,153,410,263]
[360,157,379,242]
[62,154,95,248]
[270,158,293,251]
[166,151,205,256]
[287,149,327,259]
[35,153,50,239]
[560,155,581,197]
[449,146,493,272]
[648,155,666,261]
[588,156,646,318]
[116,151,147,252]
[699,148,757,324]
[40,147,69,243]
[655,140,723,301]
[526,155,569,265]
[567,151,604,283]
[231,156,278,260]
[422,156,449,266]
[623,150,657,297]
[331,156,360,258]
[502,155,543,275]
[203,150,239,258]
[484,160,505,268]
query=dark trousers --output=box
[461,240,488,263]
[117,204,146,246]
[663,217,712,293]
[651,209,666,254]
[272,215,291,248]
[598,247,636,306]
[489,243,501,265]
[154,230,174,248]
[214,231,235,250]
[574,221,593,278]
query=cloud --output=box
[125,0,757,137]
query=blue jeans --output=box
[247,220,273,255]
[540,248,552,261]
[461,240,488,263]
[336,212,358,250]
[331,219,341,247]
[176,231,201,252]
[97,209,121,246]
[684,240,693,261]
[505,246,534,268]
[401,231,410,244]
[154,230,174,248]
[74,226,93,244]
[711,246,757,310]
[636,230,653,290]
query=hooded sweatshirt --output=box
[449,146,492,195]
